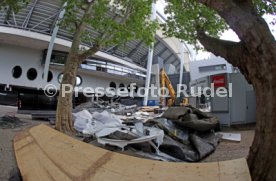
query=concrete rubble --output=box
[73,101,221,162]
[218,132,241,142]
[0,115,27,129]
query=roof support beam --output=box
[109,45,119,54]
[12,12,17,26]
[172,59,179,65]
[127,41,144,57]
[105,45,118,53]
[155,46,168,57]
[140,40,160,62]
[30,12,59,31]
[174,62,180,67]
[22,0,38,28]
[143,2,157,106]
[164,53,174,62]
[179,43,185,84]
[166,55,177,64]
[43,3,67,85]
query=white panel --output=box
[212,95,229,112]
[229,73,247,124]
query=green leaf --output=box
[0,0,29,13]
[163,0,275,50]
[163,0,227,50]
[60,0,157,52]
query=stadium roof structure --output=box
[0,0,191,72]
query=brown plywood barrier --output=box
[14,124,251,181]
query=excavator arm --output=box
[160,68,176,106]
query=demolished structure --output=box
[73,102,220,162]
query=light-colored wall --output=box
[229,73,255,124]
[189,72,256,126]
[0,27,147,72]
[164,64,177,75]
[189,55,233,81]
[0,44,144,92]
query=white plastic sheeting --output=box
[73,110,93,132]
[73,110,164,151]
[74,110,122,136]
[97,127,164,152]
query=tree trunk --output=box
[55,2,95,134]
[198,30,276,181]
[196,1,276,180]
[56,53,81,133]
[248,76,276,180]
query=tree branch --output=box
[197,30,259,83]
[197,30,242,66]
[197,0,275,55]
[70,2,94,54]
[197,0,233,13]
[78,44,101,61]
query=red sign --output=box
[211,75,226,88]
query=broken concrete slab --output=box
[162,106,219,131]
[219,132,241,142]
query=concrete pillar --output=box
[143,2,157,106]
[43,3,67,85]
[179,43,185,85]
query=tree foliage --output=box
[61,0,158,51]
[55,0,158,133]
[164,1,276,180]
[163,0,275,49]
[0,0,29,13]
[253,0,276,16]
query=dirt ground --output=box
[202,128,255,162]
[0,106,47,181]
[0,105,255,181]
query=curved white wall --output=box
[0,44,144,91]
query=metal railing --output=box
[51,60,146,81]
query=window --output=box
[134,85,138,93]
[47,71,53,82]
[76,75,82,86]
[12,66,22,79]
[109,82,116,89]
[43,71,53,82]
[27,68,37,80]
[198,64,227,72]
[119,83,127,92]
[58,74,82,86]
[96,66,107,72]
[127,85,131,92]
[43,50,68,64]
[127,84,138,93]
[58,73,63,83]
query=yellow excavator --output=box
[160,68,188,107]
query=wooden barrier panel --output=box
[14,124,251,181]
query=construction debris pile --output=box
[0,115,26,129]
[73,101,220,162]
